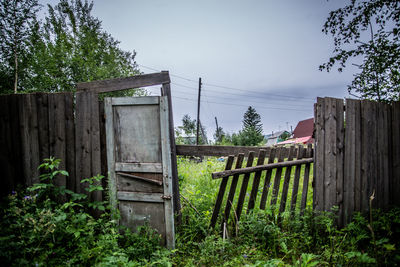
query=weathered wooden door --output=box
[105,96,175,248]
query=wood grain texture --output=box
[76,72,170,93]
[212,158,313,179]
[279,146,295,215]
[247,150,267,211]
[270,148,286,207]
[222,153,244,228]
[236,151,255,220]
[290,145,304,212]
[259,148,277,210]
[300,144,313,215]
[314,98,325,211]
[392,102,400,205]
[162,82,181,218]
[210,156,234,229]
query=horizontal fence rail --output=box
[176,144,310,158]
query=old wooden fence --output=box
[209,145,313,231]
[0,72,181,213]
[314,97,400,225]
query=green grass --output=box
[1,157,399,266]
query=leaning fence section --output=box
[314,97,400,226]
[209,145,313,232]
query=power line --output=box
[172,89,311,109]
[172,82,313,105]
[173,96,311,112]
[138,64,316,101]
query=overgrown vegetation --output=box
[1,157,399,266]
[0,158,168,266]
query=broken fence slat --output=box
[212,158,314,179]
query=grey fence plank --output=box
[75,91,92,193]
[324,98,335,211]
[259,148,277,210]
[290,145,304,212]
[247,149,267,211]
[335,99,345,226]
[279,146,295,215]
[344,99,358,223]
[49,93,67,188]
[90,92,102,203]
[36,93,50,163]
[270,148,285,207]
[210,155,234,229]
[300,144,313,215]
[392,102,400,205]
[222,153,244,228]
[64,93,76,191]
[162,82,181,218]
[76,72,171,93]
[314,98,325,211]
[236,151,255,220]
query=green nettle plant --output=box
[0,157,168,266]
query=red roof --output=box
[292,118,314,138]
[278,135,314,145]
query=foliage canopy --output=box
[320,0,400,102]
[0,0,141,95]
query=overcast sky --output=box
[42,0,357,139]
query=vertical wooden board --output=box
[335,99,345,226]
[19,94,33,185]
[9,95,24,187]
[75,91,92,193]
[0,95,12,196]
[279,146,295,214]
[344,99,357,223]
[36,93,50,163]
[90,93,102,203]
[360,100,373,212]
[99,100,108,197]
[64,93,76,191]
[259,148,277,210]
[104,98,118,211]
[379,103,391,209]
[392,102,400,205]
[222,153,244,228]
[300,145,313,215]
[384,103,392,209]
[162,82,181,217]
[290,145,304,212]
[49,93,67,188]
[270,147,285,206]
[30,94,40,185]
[159,96,175,248]
[324,98,337,212]
[247,149,267,211]
[236,151,255,220]
[368,101,378,210]
[210,155,234,228]
[314,98,325,211]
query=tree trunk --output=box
[14,52,18,94]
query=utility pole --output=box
[196,77,202,145]
[215,117,219,142]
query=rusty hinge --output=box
[161,195,172,200]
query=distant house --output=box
[265,130,290,146]
[278,118,314,145]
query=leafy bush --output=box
[0,157,169,266]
